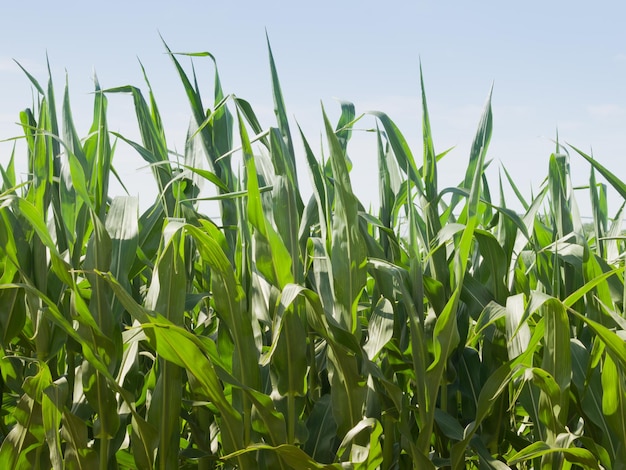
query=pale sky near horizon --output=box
[1,1,625,218]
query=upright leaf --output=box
[323,105,367,336]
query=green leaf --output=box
[327,345,367,439]
[266,35,296,174]
[323,105,367,336]
[145,220,187,470]
[508,441,600,469]
[270,307,308,443]
[571,144,626,201]
[540,298,571,430]
[105,196,139,320]
[239,112,294,289]
[42,377,68,470]
[368,111,423,195]
[363,297,394,360]
[451,319,545,468]
[143,322,246,455]
[335,417,383,467]
[601,354,626,453]
[61,410,99,469]
[304,395,337,464]
[222,443,342,469]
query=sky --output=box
[1,0,625,218]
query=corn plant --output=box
[1,40,625,469]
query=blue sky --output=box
[1,0,625,216]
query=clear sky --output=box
[1,0,625,217]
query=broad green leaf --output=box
[240,112,294,289]
[327,344,367,439]
[505,294,531,360]
[433,409,464,441]
[569,309,626,372]
[105,196,139,320]
[304,395,337,464]
[571,144,626,201]
[540,298,571,431]
[299,126,329,243]
[0,395,41,469]
[144,220,187,469]
[185,222,261,388]
[508,441,600,469]
[142,322,249,461]
[323,105,367,336]
[82,78,112,219]
[162,37,238,248]
[222,443,342,469]
[61,410,99,469]
[450,319,545,468]
[602,354,626,453]
[16,197,73,286]
[368,111,423,195]
[335,417,383,467]
[271,307,308,443]
[266,35,296,175]
[42,377,68,470]
[363,297,394,360]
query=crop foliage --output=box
[1,41,625,469]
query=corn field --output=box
[1,40,625,469]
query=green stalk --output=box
[287,393,296,444]
[440,369,448,415]
[99,438,109,470]
[146,224,186,469]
